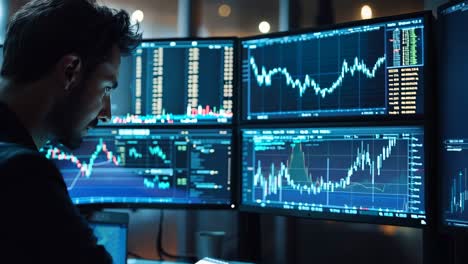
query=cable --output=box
[156,209,198,262]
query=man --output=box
[0,0,141,263]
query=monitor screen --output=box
[90,222,127,264]
[241,14,426,122]
[40,128,233,207]
[108,38,235,125]
[241,126,426,226]
[439,1,468,229]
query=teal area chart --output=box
[242,126,426,225]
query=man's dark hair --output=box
[1,0,142,83]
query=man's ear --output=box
[58,54,82,91]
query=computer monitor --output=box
[88,211,129,264]
[438,0,468,229]
[40,128,234,208]
[241,13,429,122]
[241,126,427,226]
[109,38,236,125]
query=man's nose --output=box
[98,95,111,123]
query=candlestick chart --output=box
[108,39,235,125]
[242,127,426,223]
[443,140,468,227]
[40,128,232,205]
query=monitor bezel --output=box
[237,121,431,228]
[239,11,433,125]
[106,37,240,127]
[437,0,467,15]
[55,126,238,210]
[436,0,468,234]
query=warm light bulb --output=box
[361,5,373,20]
[131,10,144,24]
[218,4,232,17]
[258,21,271,34]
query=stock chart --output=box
[109,39,235,125]
[443,140,468,227]
[40,128,233,206]
[242,16,425,121]
[440,0,468,228]
[242,126,426,225]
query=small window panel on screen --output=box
[241,126,426,226]
[40,128,233,207]
[108,39,235,126]
[241,15,425,121]
[438,0,468,229]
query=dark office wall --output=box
[424,0,448,13]
[9,0,179,38]
[300,0,425,28]
[8,0,27,18]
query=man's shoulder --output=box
[0,141,38,156]
[0,142,58,177]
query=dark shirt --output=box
[0,102,112,263]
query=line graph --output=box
[148,145,167,160]
[42,136,172,193]
[129,147,143,159]
[40,128,233,206]
[242,127,425,216]
[42,138,122,192]
[243,26,387,119]
[43,138,120,179]
[253,137,397,201]
[242,17,426,120]
[249,55,387,98]
[449,169,468,214]
[143,176,171,190]
[118,140,172,168]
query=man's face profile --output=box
[51,45,121,150]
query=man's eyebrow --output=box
[111,80,118,89]
[106,74,118,89]
[103,71,118,89]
